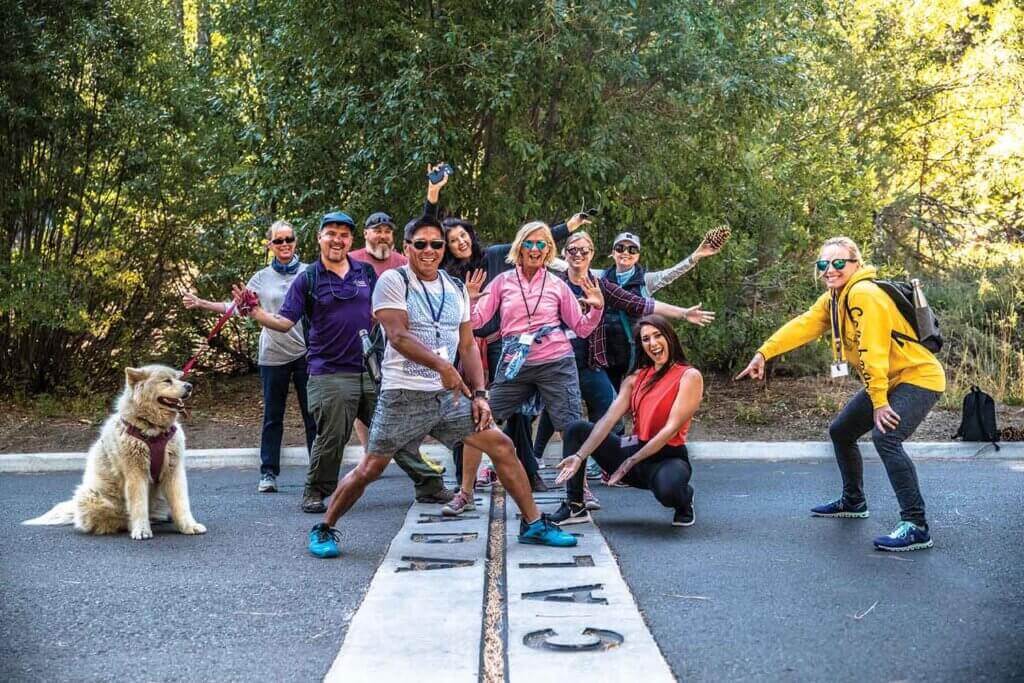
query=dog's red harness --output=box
[122,421,177,483]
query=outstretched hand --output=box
[555,454,584,486]
[694,225,731,260]
[567,212,593,233]
[465,269,487,301]
[734,352,766,381]
[682,303,715,326]
[578,276,605,309]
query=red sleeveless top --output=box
[630,363,694,447]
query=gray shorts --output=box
[488,355,582,431]
[366,388,477,457]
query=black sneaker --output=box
[415,487,455,504]
[301,494,326,514]
[811,498,869,518]
[673,496,695,527]
[548,501,591,525]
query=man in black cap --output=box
[241,210,451,512]
[350,211,408,277]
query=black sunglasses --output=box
[565,246,593,257]
[270,236,296,245]
[816,258,857,272]
[409,239,446,250]
[614,244,639,255]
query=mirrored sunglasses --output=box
[522,240,548,251]
[566,246,593,257]
[816,258,857,272]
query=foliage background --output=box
[3,0,1022,404]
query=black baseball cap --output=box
[364,212,394,230]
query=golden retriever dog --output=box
[24,365,206,540]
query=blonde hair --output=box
[564,231,595,253]
[506,221,557,266]
[266,219,295,242]
[820,236,863,261]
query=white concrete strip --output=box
[504,488,676,683]
[324,493,491,683]
[1,441,1020,474]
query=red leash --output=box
[181,290,260,377]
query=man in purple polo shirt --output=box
[242,211,450,512]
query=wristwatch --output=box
[473,389,490,401]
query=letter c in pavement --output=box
[523,628,624,652]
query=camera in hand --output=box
[427,163,454,184]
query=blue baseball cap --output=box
[319,211,356,231]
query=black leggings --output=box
[563,420,693,510]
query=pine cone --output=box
[701,225,731,251]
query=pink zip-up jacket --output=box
[471,266,602,365]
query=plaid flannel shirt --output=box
[563,273,654,369]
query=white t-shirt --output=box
[246,264,307,366]
[372,266,470,392]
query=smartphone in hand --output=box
[427,163,454,184]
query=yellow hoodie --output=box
[757,265,945,409]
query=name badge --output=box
[434,347,450,362]
[830,362,849,378]
[564,330,578,340]
[619,434,639,448]
[518,333,535,346]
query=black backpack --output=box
[953,386,1000,451]
[844,279,943,353]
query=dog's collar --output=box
[121,420,177,484]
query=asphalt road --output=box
[2,459,1023,682]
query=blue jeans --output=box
[259,358,317,477]
[534,365,619,460]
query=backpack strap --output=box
[842,280,924,349]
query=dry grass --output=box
[481,485,506,682]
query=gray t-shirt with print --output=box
[246,264,307,366]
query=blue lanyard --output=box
[417,273,447,342]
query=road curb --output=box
[0,441,1018,474]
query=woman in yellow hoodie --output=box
[736,236,945,552]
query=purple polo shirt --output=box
[278,256,377,376]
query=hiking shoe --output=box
[257,473,277,493]
[416,487,455,504]
[518,515,578,547]
[586,459,603,480]
[301,494,326,514]
[811,498,869,518]
[873,521,933,552]
[308,523,341,558]
[442,490,476,517]
[673,495,695,527]
[583,483,601,511]
[530,473,549,493]
[475,466,495,489]
[420,450,446,475]
[548,501,591,525]
[601,471,629,488]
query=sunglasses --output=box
[409,239,446,250]
[614,244,640,255]
[270,236,296,245]
[522,240,548,251]
[565,246,593,257]
[816,258,857,272]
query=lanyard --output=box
[514,268,547,327]
[417,273,447,342]
[829,291,844,363]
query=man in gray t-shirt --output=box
[183,220,317,493]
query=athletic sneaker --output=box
[518,515,578,547]
[475,466,495,489]
[548,501,591,525]
[873,521,933,552]
[301,493,326,514]
[415,487,455,504]
[586,459,603,480]
[442,490,476,516]
[257,473,277,493]
[811,498,869,518]
[308,523,341,558]
[601,471,629,488]
[673,494,695,527]
[582,484,601,511]
[420,450,446,475]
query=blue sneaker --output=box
[811,498,869,518]
[873,521,933,552]
[308,523,341,558]
[518,515,578,547]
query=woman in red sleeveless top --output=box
[552,314,703,527]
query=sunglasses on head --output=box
[565,246,593,257]
[614,244,639,254]
[816,258,857,272]
[409,239,446,250]
[271,236,296,245]
[522,240,548,251]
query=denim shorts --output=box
[366,389,476,457]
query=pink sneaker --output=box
[475,466,495,489]
[442,490,476,516]
[583,482,602,510]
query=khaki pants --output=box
[305,372,444,498]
